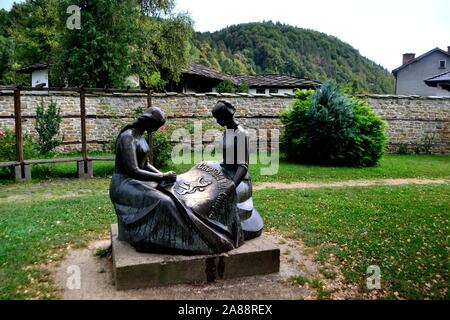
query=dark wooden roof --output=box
[234,74,321,88]
[183,63,235,83]
[184,63,320,89]
[392,48,450,76]
[17,62,50,73]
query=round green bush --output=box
[281,83,386,167]
[152,130,172,169]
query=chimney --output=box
[403,53,416,65]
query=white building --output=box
[18,62,50,87]
[234,74,321,95]
[174,63,321,94]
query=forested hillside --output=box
[191,22,395,94]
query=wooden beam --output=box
[0,86,152,94]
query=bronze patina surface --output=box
[110,102,263,255]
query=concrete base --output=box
[77,160,93,179]
[14,164,31,182]
[111,224,280,290]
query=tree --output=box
[51,0,192,88]
[52,0,141,87]
[140,0,175,17]
[135,12,193,88]
[0,9,11,37]
[9,0,59,67]
[0,1,59,85]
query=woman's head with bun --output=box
[212,100,238,128]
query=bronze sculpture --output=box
[210,100,264,240]
[110,102,263,255]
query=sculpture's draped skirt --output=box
[109,162,244,255]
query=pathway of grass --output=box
[255,184,450,299]
[254,178,450,190]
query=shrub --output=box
[35,100,63,155]
[349,99,387,166]
[281,84,386,167]
[0,128,39,176]
[236,80,249,93]
[151,129,171,168]
[0,128,38,162]
[216,80,235,93]
[396,144,410,155]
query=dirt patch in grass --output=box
[254,178,450,191]
[52,231,358,300]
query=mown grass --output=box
[1,154,449,185]
[0,155,449,299]
[255,184,450,299]
[0,180,115,299]
[250,154,450,183]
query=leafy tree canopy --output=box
[0,0,192,88]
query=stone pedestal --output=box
[77,160,93,179]
[14,164,31,182]
[111,224,280,290]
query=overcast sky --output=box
[2,0,449,71]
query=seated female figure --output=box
[110,107,242,255]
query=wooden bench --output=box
[0,156,115,182]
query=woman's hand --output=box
[162,171,177,183]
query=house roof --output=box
[183,63,234,82]
[392,48,450,76]
[17,62,50,73]
[424,71,450,87]
[183,63,320,89]
[234,74,321,88]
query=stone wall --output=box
[364,95,450,153]
[0,91,449,154]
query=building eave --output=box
[17,62,51,74]
[392,48,450,77]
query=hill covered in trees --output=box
[191,22,394,94]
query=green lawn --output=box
[1,154,449,185]
[0,155,449,300]
[0,180,115,299]
[249,154,450,183]
[255,185,450,299]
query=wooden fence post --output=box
[80,88,87,160]
[14,87,23,164]
[78,87,92,178]
[13,87,31,182]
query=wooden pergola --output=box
[0,86,154,182]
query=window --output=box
[256,89,266,94]
[439,60,446,69]
[269,89,279,94]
